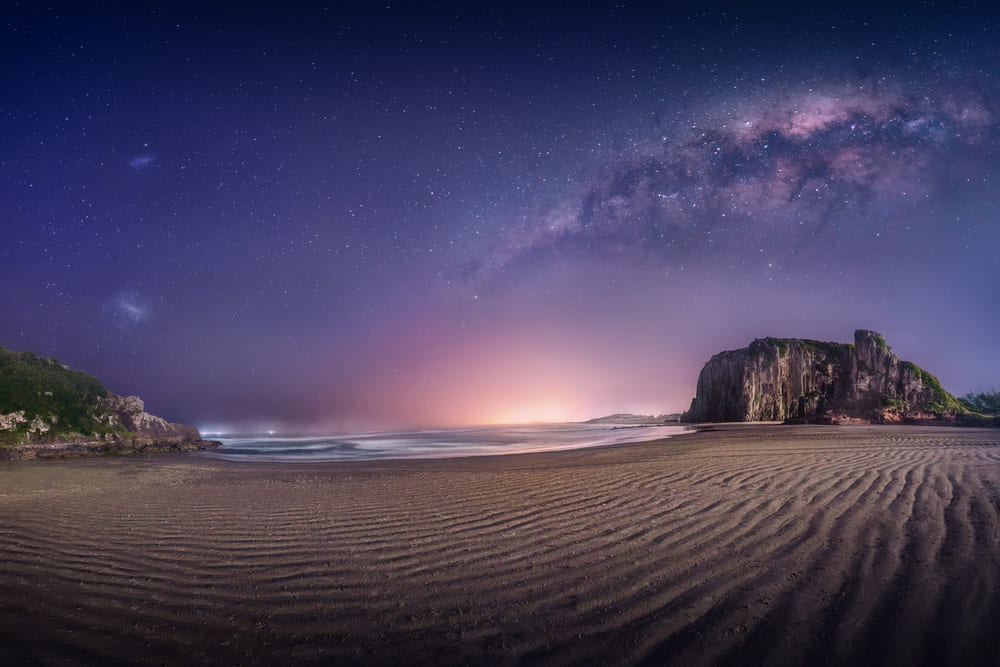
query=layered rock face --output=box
[682,330,961,424]
[100,394,203,441]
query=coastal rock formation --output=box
[682,330,965,424]
[0,346,218,459]
[99,394,202,441]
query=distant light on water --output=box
[203,423,689,463]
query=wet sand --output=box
[2,425,999,665]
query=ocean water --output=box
[204,423,688,462]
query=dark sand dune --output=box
[2,425,1000,665]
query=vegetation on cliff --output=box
[0,348,123,445]
[898,361,963,414]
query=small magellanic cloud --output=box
[129,155,154,170]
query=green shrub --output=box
[881,397,906,410]
[0,347,115,442]
[960,389,1000,415]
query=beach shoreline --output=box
[3,424,999,665]
[200,423,691,463]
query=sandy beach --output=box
[2,424,999,665]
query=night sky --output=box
[3,2,999,432]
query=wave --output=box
[204,423,688,462]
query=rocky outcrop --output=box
[2,433,219,460]
[0,346,219,460]
[682,330,965,424]
[585,413,681,425]
[1,393,219,461]
[0,410,27,431]
[99,394,203,441]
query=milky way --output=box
[478,79,998,280]
[3,3,998,430]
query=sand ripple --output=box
[2,425,999,665]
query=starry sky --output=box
[3,2,999,432]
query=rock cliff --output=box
[682,330,966,424]
[0,346,219,459]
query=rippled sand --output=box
[2,425,999,665]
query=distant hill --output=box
[585,413,681,425]
[682,330,997,426]
[0,346,219,459]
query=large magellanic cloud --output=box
[471,79,997,280]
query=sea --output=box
[203,423,689,463]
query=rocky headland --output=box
[0,347,219,460]
[682,330,997,425]
[585,413,682,425]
